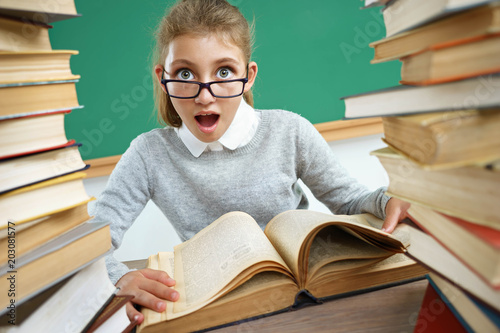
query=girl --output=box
[92,0,409,325]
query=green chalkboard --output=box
[50,1,400,160]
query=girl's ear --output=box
[154,64,168,94]
[244,61,258,92]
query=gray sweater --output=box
[92,109,390,283]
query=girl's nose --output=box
[195,86,216,104]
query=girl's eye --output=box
[177,69,194,80]
[216,67,234,79]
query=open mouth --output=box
[195,113,220,134]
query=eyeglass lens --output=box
[166,81,244,98]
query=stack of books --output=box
[0,2,130,332]
[344,0,500,331]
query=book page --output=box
[159,252,175,319]
[359,213,410,248]
[307,225,393,280]
[171,212,291,318]
[264,210,407,286]
[139,253,168,329]
[264,210,341,279]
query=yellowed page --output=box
[264,210,407,286]
[139,252,176,332]
[138,253,163,330]
[307,225,393,280]
[353,213,410,249]
[171,212,290,319]
[264,210,340,280]
[159,252,175,319]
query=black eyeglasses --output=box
[160,67,248,99]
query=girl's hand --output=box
[116,269,179,324]
[381,197,411,233]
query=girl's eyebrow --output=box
[169,57,241,68]
[170,59,196,68]
[214,57,240,66]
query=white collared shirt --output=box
[175,99,261,157]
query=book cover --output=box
[0,142,89,194]
[414,276,469,333]
[404,224,500,313]
[400,33,500,85]
[371,146,500,230]
[429,273,500,333]
[0,50,80,85]
[0,79,80,118]
[0,172,93,228]
[382,0,492,38]
[342,74,500,119]
[407,204,500,288]
[0,222,111,316]
[370,2,500,63]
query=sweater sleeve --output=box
[90,135,152,284]
[295,116,390,220]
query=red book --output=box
[414,280,467,333]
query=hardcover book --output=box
[370,2,500,63]
[429,273,500,332]
[137,210,426,333]
[371,146,500,230]
[0,172,93,228]
[0,222,111,314]
[0,50,80,85]
[408,204,500,288]
[381,109,500,168]
[405,224,500,313]
[382,0,492,37]
[0,0,79,23]
[0,16,51,51]
[342,74,500,119]
[0,80,80,118]
[400,33,500,85]
[0,143,89,194]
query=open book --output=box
[138,210,427,333]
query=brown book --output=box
[0,200,93,264]
[0,258,124,331]
[370,2,500,63]
[0,50,80,85]
[0,172,93,228]
[0,16,51,51]
[408,203,500,289]
[0,0,79,23]
[0,222,111,313]
[0,144,89,194]
[371,146,500,230]
[342,74,500,119]
[400,33,500,85]
[381,109,500,168]
[405,224,500,313]
[85,295,135,333]
[0,110,73,160]
[0,80,80,119]
[381,0,491,38]
[137,210,426,333]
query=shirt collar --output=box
[176,99,258,157]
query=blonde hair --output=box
[153,0,255,127]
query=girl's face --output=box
[155,34,257,143]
